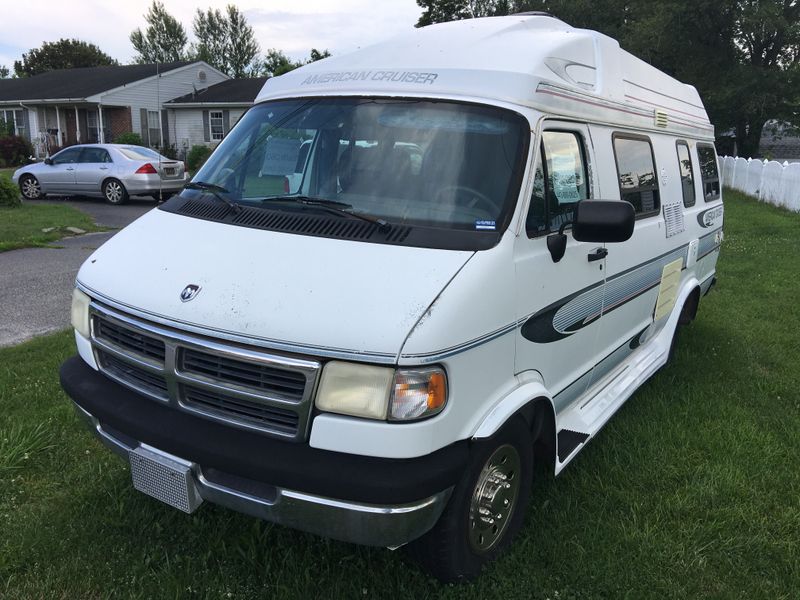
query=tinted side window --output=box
[52,148,81,165]
[696,144,720,201]
[526,131,589,236]
[613,135,660,216]
[79,148,112,163]
[676,141,695,208]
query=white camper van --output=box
[61,13,723,581]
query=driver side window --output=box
[52,148,81,165]
[526,131,589,237]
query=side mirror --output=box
[572,200,635,243]
[546,200,635,263]
[44,157,53,166]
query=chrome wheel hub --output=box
[22,178,40,198]
[106,182,122,202]
[468,443,520,553]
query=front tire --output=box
[408,417,533,582]
[20,174,41,200]
[103,179,129,205]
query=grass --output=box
[0,166,16,178]
[0,202,105,252]
[1,189,798,598]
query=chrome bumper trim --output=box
[73,403,451,548]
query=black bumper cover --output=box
[60,356,469,504]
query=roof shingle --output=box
[166,77,267,105]
[0,62,193,102]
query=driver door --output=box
[43,147,81,194]
[514,122,606,413]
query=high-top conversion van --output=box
[60,13,723,581]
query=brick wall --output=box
[106,107,132,142]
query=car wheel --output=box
[407,416,534,582]
[103,179,129,205]
[20,175,42,200]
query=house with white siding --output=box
[164,77,267,154]
[0,61,229,157]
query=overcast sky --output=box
[0,0,423,71]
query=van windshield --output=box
[191,98,528,234]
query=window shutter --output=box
[222,110,230,134]
[202,110,210,142]
[161,109,170,147]
[140,108,149,144]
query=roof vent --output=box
[198,69,207,82]
[655,110,669,128]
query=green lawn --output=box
[0,203,105,252]
[1,190,798,599]
[0,166,16,178]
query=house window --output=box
[209,111,224,141]
[696,144,720,202]
[526,131,590,237]
[676,141,696,208]
[613,134,660,216]
[1,109,24,136]
[147,110,161,147]
[87,112,99,143]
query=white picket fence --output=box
[721,156,800,211]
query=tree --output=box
[193,5,260,78]
[12,39,117,77]
[258,49,303,77]
[309,48,331,62]
[416,0,510,27]
[130,1,189,64]
[0,66,9,78]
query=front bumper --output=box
[61,356,464,547]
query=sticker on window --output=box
[475,220,496,231]
[261,138,302,176]
[550,153,581,204]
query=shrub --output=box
[186,144,212,172]
[0,174,21,207]
[113,132,144,146]
[0,136,34,167]
[160,143,179,160]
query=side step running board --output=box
[557,429,590,463]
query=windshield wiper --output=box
[185,181,242,214]
[260,195,391,232]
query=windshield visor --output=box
[193,97,529,233]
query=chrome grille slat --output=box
[182,349,307,399]
[89,305,320,441]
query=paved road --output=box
[0,197,154,347]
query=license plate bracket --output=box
[129,446,203,513]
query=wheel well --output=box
[679,286,701,325]
[517,396,556,470]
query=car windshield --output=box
[191,97,528,231]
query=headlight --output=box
[315,362,448,422]
[70,288,91,338]
[389,367,447,421]
[315,361,395,419]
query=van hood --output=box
[77,209,473,361]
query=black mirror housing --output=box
[571,200,635,243]
[44,157,53,165]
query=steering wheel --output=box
[434,185,496,215]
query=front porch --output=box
[34,104,131,156]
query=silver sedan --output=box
[12,144,189,205]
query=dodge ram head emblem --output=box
[180,284,201,302]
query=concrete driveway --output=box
[0,197,154,347]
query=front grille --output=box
[181,349,306,401]
[182,386,299,436]
[95,316,165,362]
[98,350,169,399]
[89,304,319,441]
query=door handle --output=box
[66,167,75,171]
[587,247,608,262]
[99,167,109,170]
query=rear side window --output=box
[676,141,695,208]
[612,135,660,216]
[526,131,589,236]
[696,144,720,201]
[79,148,112,164]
